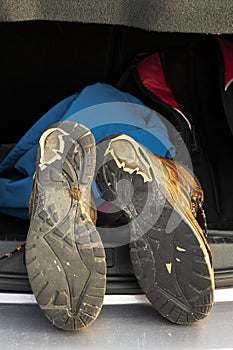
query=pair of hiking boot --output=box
[25,121,214,331]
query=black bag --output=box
[114,35,233,287]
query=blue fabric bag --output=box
[0,83,175,219]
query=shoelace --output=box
[191,196,208,238]
[0,243,25,261]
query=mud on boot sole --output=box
[96,134,214,325]
[129,204,214,324]
[26,121,106,331]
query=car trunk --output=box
[0,1,233,293]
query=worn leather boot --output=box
[96,134,214,325]
[26,121,106,330]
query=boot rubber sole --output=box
[96,134,214,325]
[26,121,106,330]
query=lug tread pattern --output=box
[26,121,106,330]
[96,135,214,325]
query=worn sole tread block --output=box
[129,221,214,324]
[26,121,106,331]
[96,134,214,325]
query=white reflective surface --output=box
[0,288,232,304]
[0,301,232,350]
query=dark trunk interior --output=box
[0,21,233,292]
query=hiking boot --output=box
[96,134,214,325]
[26,121,106,331]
